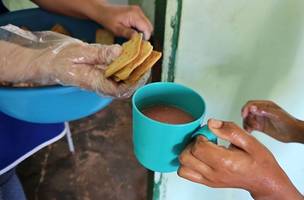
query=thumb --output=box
[53,62,119,96]
[72,43,122,65]
[208,119,262,154]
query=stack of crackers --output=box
[105,33,162,83]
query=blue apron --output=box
[0,112,65,175]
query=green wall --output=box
[158,0,304,199]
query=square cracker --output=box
[127,51,162,83]
[51,24,70,36]
[105,33,142,77]
[114,40,153,80]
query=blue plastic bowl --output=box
[0,8,118,123]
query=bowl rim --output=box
[0,85,81,94]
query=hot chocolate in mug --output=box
[132,82,217,172]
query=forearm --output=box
[250,174,304,200]
[292,119,304,143]
[252,187,303,200]
[0,41,48,82]
[31,0,105,20]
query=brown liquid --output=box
[141,104,195,124]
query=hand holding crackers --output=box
[0,25,161,98]
[104,33,162,83]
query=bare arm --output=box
[31,0,153,39]
[32,0,99,19]
[242,100,304,143]
[178,119,304,200]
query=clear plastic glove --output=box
[0,24,150,98]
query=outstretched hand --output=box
[242,100,304,143]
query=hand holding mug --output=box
[178,119,303,200]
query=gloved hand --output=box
[0,24,150,98]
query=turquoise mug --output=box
[132,82,217,172]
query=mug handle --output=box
[192,125,217,144]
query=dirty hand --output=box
[242,100,304,143]
[178,119,303,200]
[0,25,148,98]
[90,2,153,40]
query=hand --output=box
[0,25,149,98]
[242,100,304,143]
[91,2,153,40]
[178,119,303,200]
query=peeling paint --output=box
[152,173,169,200]
[167,0,182,82]
[152,1,182,199]
[152,173,163,200]
[161,0,183,82]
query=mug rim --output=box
[132,82,206,127]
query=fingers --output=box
[115,13,153,40]
[243,118,254,133]
[241,100,278,119]
[208,119,262,154]
[77,65,120,96]
[93,69,150,98]
[57,42,148,97]
[114,70,151,98]
[241,100,264,118]
[179,143,214,174]
[243,113,264,133]
[241,100,280,132]
[190,136,227,167]
[135,5,154,32]
[115,24,138,40]
[113,5,153,40]
[178,166,213,186]
[72,44,122,65]
[129,5,153,40]
[241,100,267,132]
[177,138,235,188]
[53,62,101,90]
[53,60,118,95]
[178,143,216,186]
[97,4,153,40]
[97,44,122,65]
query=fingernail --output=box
[250,105,257,112]
[143,34,148,41]
[113,44,122,55]
[241,109,248,118]
[197,136,208,142]
[209,119,223,129]
[247,129,253,133]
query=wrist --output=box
[252,191,303,200]
[292,119,304,143]
[250,181,303,200]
